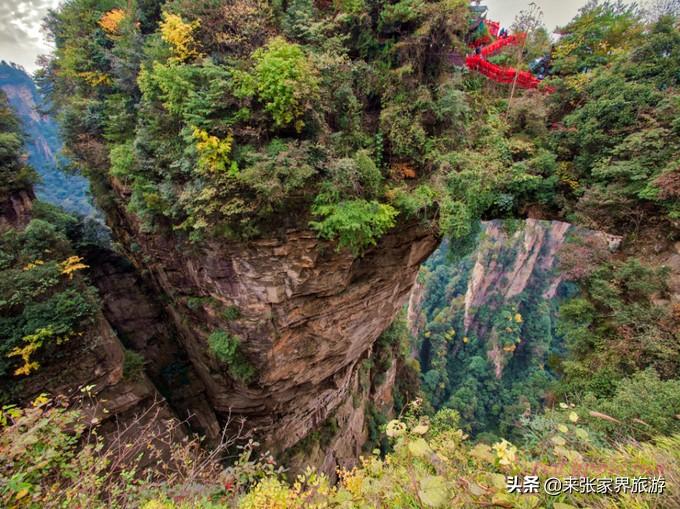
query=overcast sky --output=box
[485,0,597,32]
[0,0,60,73]
[0,1,636,74]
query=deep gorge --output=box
[1,1,679,507]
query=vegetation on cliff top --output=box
[36,0,550,251]
[39,0,679,255]
[1,0,679,507]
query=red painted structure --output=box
[466,21,554,93]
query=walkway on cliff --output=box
[465,19,554,93]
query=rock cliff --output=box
[0,62,95,216]
[463,219,571,339]
[2,60,439,475]
[105,194,438,471]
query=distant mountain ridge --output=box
[0,61,95,216]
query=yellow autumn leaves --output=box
[100,9,202,63]
[492,439,518,466]
[192,128,237,175]
[60,256,89,279]
[8,256,89,376]
[160,12,203,62]
[22,256,88,279]
[99,8,126,35]
[8,327,58,376]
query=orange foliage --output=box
[392,162,416,179]
[99,9,126,35]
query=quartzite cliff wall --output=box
[105,189,439,472]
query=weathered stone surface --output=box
[464,219,571,336]
[84,247,221,441]
[0,189,33,231]
[106,199,439,471]
[453,220,572,378]
[406,277,427,340]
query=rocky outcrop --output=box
[106,196,438,472]
[83,247,221,441]
[439,220,572,378]
[17,311,179,432]
[463,219,571,336]
[0,188,33,231]
[407,277,427,339]
[3,61,439,475]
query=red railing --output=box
[481,33,524,57]
[466,21,553,93]
[466,55,554,92]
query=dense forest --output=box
[1,0,680,508]
[413,220,571,441]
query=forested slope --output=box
[0,61,96,216]
[0,1,679,508]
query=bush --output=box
[208,330,255,384]
[123,349,146,381]
[109,141,136,179]
[389,184,436,218]
[584,369,680,439]
[251,37,320,131]
[222,306,241,321]
[0,213,98,378]
[379,0,425,33]
[354,149,383,198]
[310,199,398,255]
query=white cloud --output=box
[0,0,61,73]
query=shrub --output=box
[0,213,99,378]
[310,199,399,256]
[354,149,383,198]
[389,184,436,218]
[584,369,680,439]
[379,101,428,161]
[379,0,425,33]
[109,141,136,179]
[222,306,241,321]
[208,330,255,384]
[123,349,146,381]
[251,37,320,131]
[192,127,235,175]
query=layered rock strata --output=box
[105,195,438,471]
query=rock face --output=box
[407,276,427,340]
[409,220,572,383]
[0,188,33,231]
[106,197,438,471]
[83,247,221,441]
[462,220,571,378]
[464,219,571,339]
